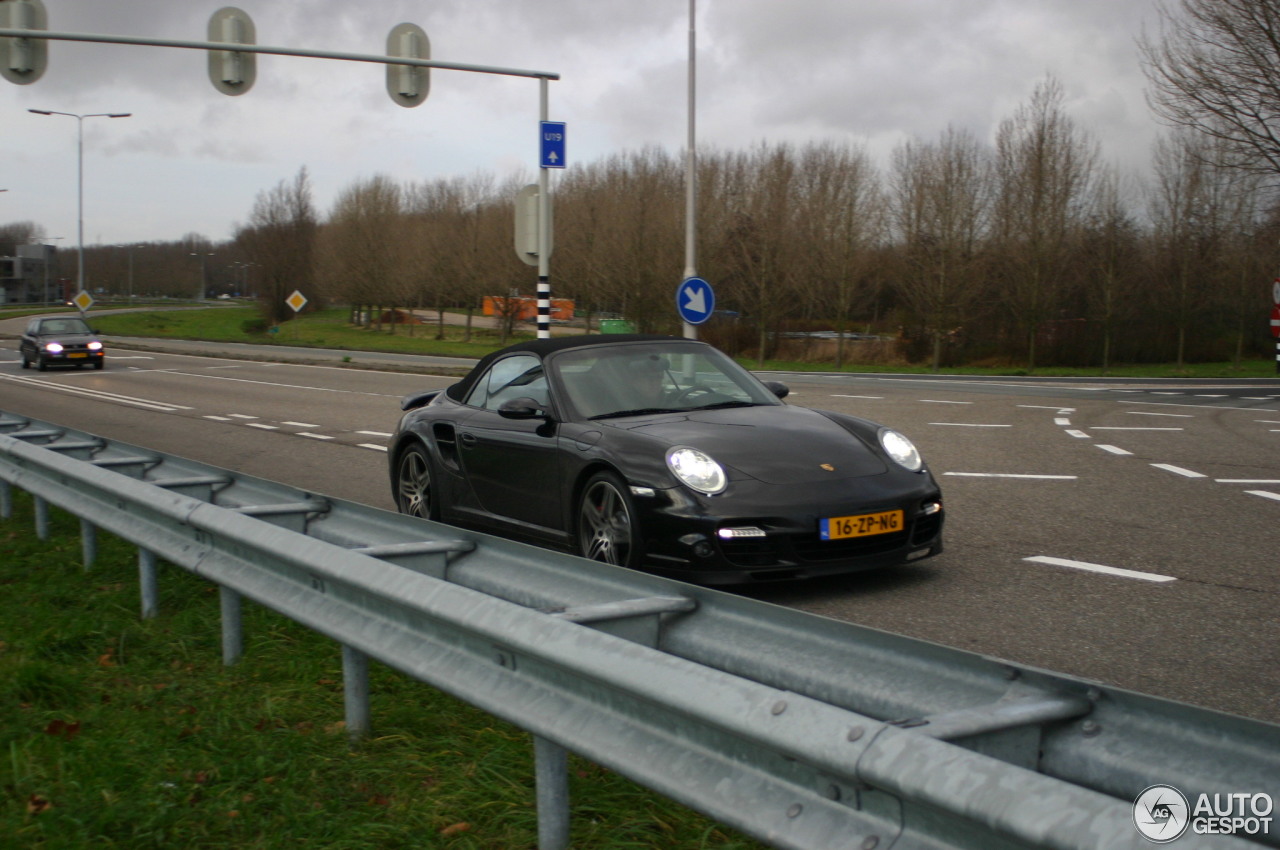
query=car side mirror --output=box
[763,381,790,400]
[498,397,553,420]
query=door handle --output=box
[459,432,477,448]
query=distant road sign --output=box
[676,277,714,325]
[72,290,93,313]
[287,290,308,313]
[540,121,566,168]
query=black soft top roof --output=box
[445,333,698,401]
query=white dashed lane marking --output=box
[1025,556,1177,584]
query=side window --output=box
[464,354,550,411]
[26,320,41,335]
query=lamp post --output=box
[28,109,132,297]
[190,251,214,300]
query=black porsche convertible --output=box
[389,334,943,584]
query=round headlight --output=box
[88,341,103,351]
[666,446,727,495]
[44,342,64,353]
[880,429,923,472]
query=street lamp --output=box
[28,109,132,298]
[190,251,214,300]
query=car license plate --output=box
[820,509,903,540]
[68,353,87,358]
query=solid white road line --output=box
[943,472,1077,479]
[928,423,1012,428]
[1093,426,1183,431]
[1024,555,1177,583]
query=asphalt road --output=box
[1,337,1277,724]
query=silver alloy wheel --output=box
[578,474,635,566]
[396,446,432,519]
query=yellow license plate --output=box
[820,509,903,540]
[68,353,87,358]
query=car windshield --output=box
[39,318,93,335]
[552,342,782,420]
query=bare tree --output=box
[315,175,405,331]
[890,127,991,371]
[236,167,317,325]
[992,77,1099,369]
[1141,0,1280,177]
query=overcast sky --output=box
[2,0,1163,248]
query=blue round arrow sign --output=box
[676,277,715,325]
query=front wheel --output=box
[394,444,439,520]
[577,471,639,568]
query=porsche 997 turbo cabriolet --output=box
[389,335,943,584]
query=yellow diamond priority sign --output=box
[286,290,308,313]
[72,290,94,312]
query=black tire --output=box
[394,444,439,520]
[20,354,30,370]
[36,355,47,372]
[93,359,104,370]
[577,471,639,567]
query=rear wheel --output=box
[577,471,639,567]
[394,444,439,520]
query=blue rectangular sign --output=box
[540,121,566,169]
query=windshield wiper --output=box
[589,407,679,420]
[691,400,760,411]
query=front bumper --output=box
[632,474,944,585]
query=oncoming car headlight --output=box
[44,342,64,353]
[666,446,727,495]
[879,429,923,472]
[88,341,103,351]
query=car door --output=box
[455,354,564,533]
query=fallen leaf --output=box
[43,719,82,740]
[439,822,471,836]
[27,795,52,815]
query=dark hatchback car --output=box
[390,335,943,585]
[19,316,106,371]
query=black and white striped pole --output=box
[537,86,565,340]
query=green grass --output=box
[88,306,532,362]
[76,305,1280,378]
[0,491,764,848]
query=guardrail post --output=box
[534,736,570,850]
[80,518,97,569]
[138,548,158,618]
[34,495,48,540]
[342,644,370,744]
[0,480,11,518]
[220,586,243,666]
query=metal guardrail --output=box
[1,410,1276,849]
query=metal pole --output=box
[537,77,551,340]
[220,585,243,665]
[534,735,570,850]
[138,548,158,618]
[342,644,371,743]
[79,517,96,569]
[682,0,698,341]
[76,114,84,295]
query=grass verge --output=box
[82,306,1280,379]
[0,490,763,849]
